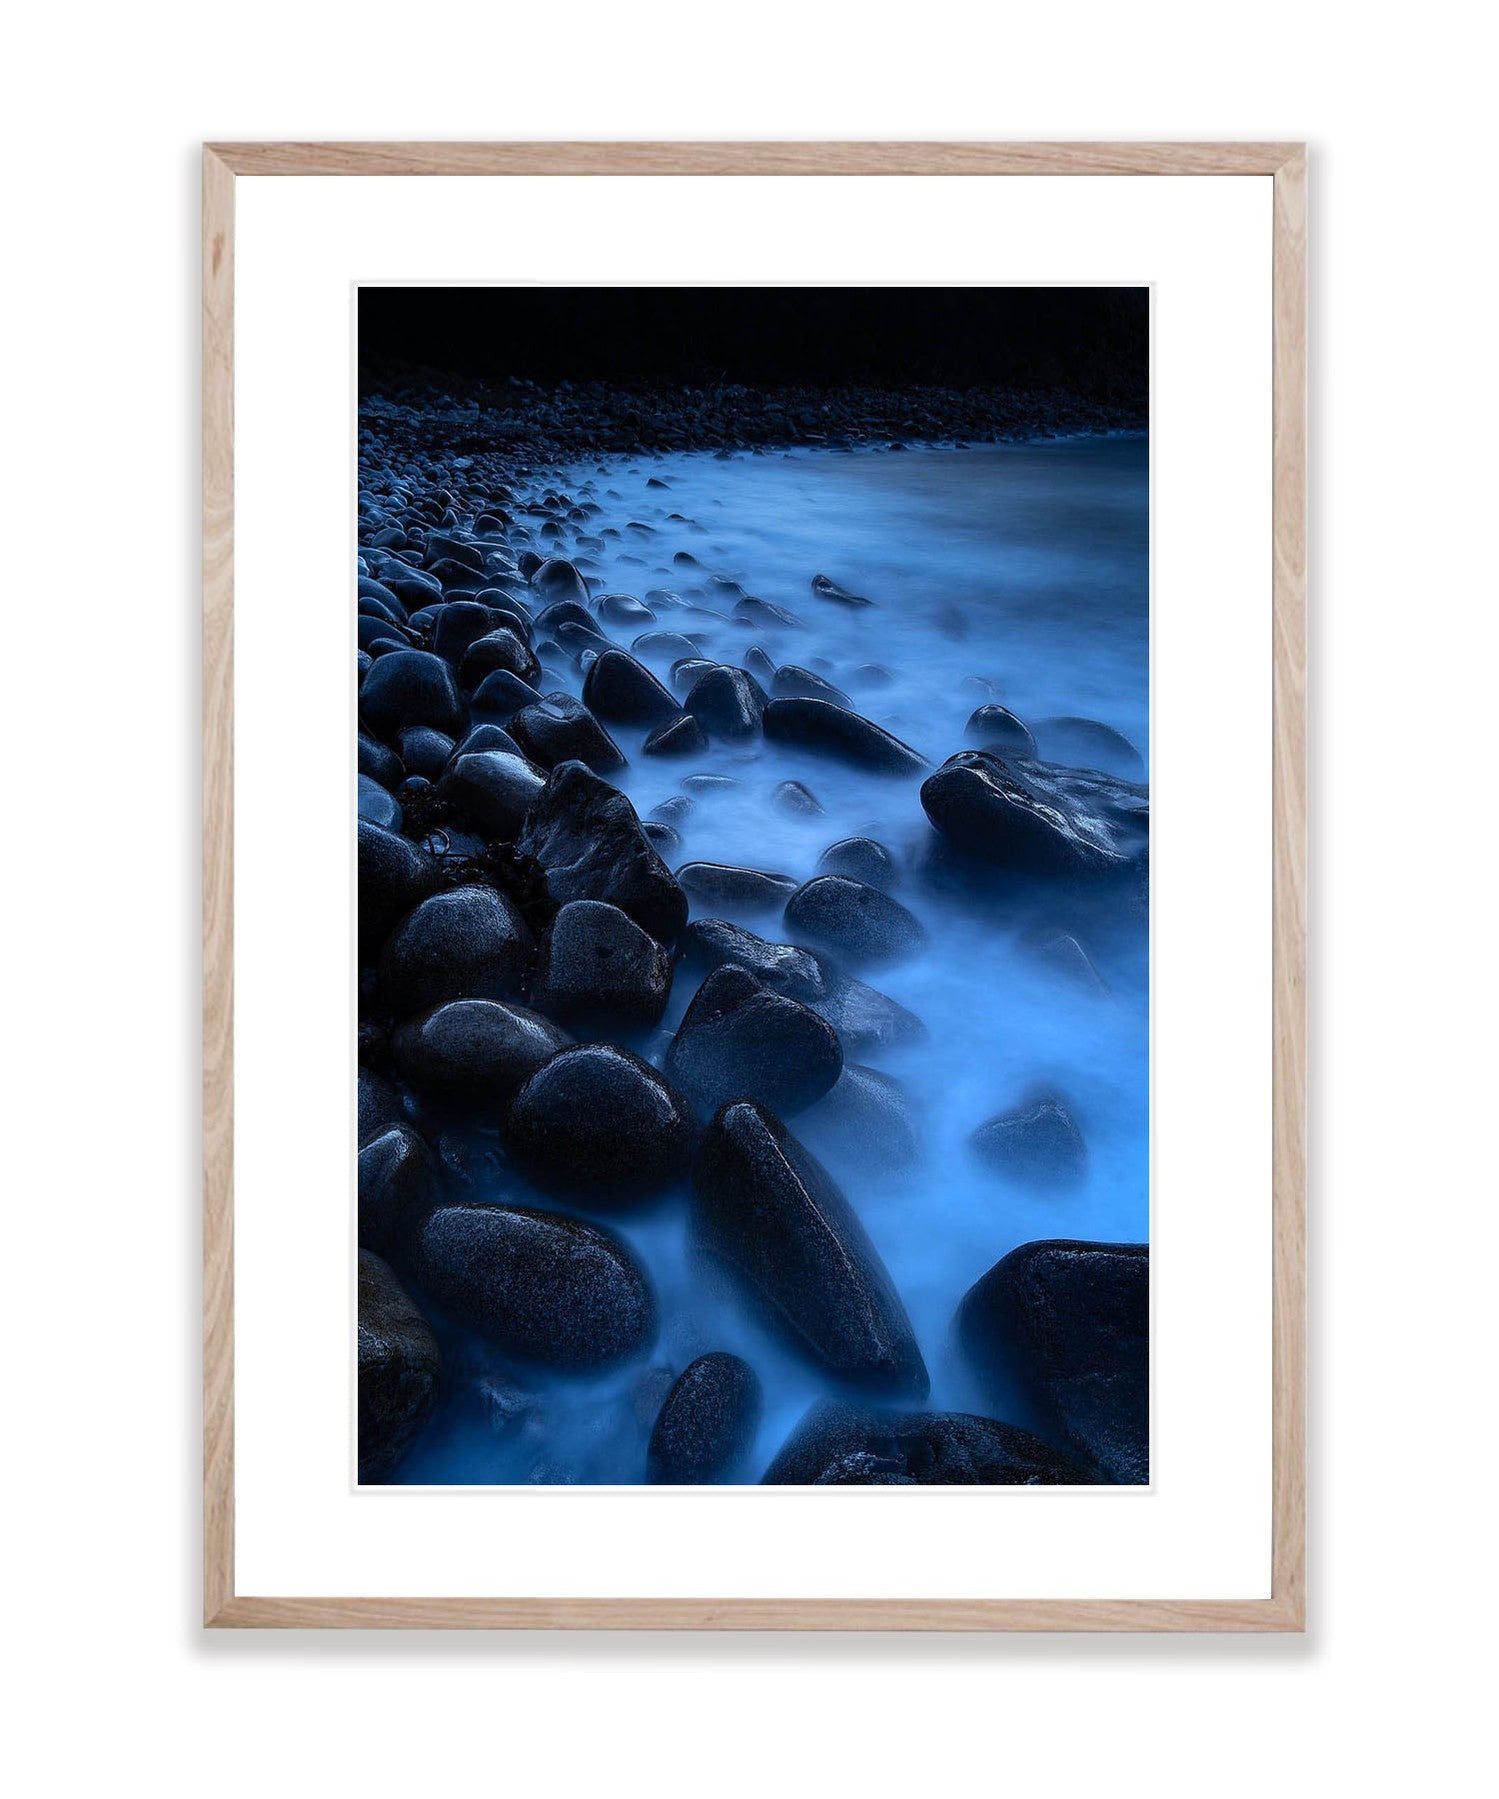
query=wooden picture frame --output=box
[203,140,1306,1631]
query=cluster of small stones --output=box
[357,382,1150,1487]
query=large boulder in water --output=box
[378,885,533,1013]
[581,649,681,729]
[956,1239,1149,1483]
[509,694,626,775]
[797,1064,921,1181]
[470,668,542,723]
[517,761,688,946]
[438,749,546,838]
[1033,715,1146,779]
[642,713,708,758]
[532,900,673,1033]
[761,1398,1092,1485]
[646,1351,763,1484]
[530,557,590,606]
[783,875,927,968]
[413,1203,657,1369]
[358,1122,441,1258]
[391,998,571,1110]
[691,1100,928,1399]
[360,649,466,742]
[460,627,541,690]
[676,863,798,917]
[809,972,925,1057]
[969,1095,1087,1189]
[762,697,928,775]
[684,666,768,741]
[358,1064,407,1145]
[666,965,842,1117]
[504,1043,696,1205]
[920,750,1142,876]
[358,820,435,959]
[965,703,1037,758]
[816,835,897,890]
[358,1250,441,1482]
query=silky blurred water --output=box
[398,435,1149,1483]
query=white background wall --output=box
[5,6,1491,1794]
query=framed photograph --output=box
[204,141,1305,1629]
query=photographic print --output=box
[356,285,1150,1488]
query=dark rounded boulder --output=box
[969,1095,1087,1188]
[532,900,673,1034]
[397,725,456,782]
[358,730,404,791]
[965,703,1037,758]
[667,966,842,1118]
[517,761,688,947]
[358,772,401,830]
[413,1203,657,1370]
[432,599,503,665]
[509,694,626,775]
[378,885,533,1014]
[460,627,540,690]
[358,819,435,959]
[438,750,546,839]
[358,1064,408,1145]
[762,697,927,775]
[530,557,590,606]
[771,779,823,817]
[774,664,852,707]
[957,1239,1149,1483]
[359,1122,441,1257]
[646,1352,763,1484]
[809,973,926,1057]
[360,649,466,742]
[581,648,681,728]
[816,835,897,890]
[358,1250,441,1482]
[642,713,708,758]
[682,917,825,1002]
[391,998,571,1110]
[469,668,542,723]
[676,863,798,916]
[691,1101,928,1399]
[783,875,927,967]
[684,666,768,742]
[810,573,873,608]
[761,1399,1091,1485]
[504,1043,696,1204]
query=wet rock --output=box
[358,819,435,958]
[460,627,540,690]
[684,666,768,741]
[397,725,456,782]
[438,750,546,838]
[432,599,504,665]
[761,1399,1091,1485]
[509,694,627,775]
[452,724,523,761]
[1026,930,1111,996]
[965,703,1037,758]
[518,761,688,946]
[1034,715,1146,779]
[771,779,824,816]
[676,863,798,915]
[691,1101,928,1399]
[359,1250,441,1482]
[763,697,927,775]
[744,646,777,685]
[533,900,673,1033]
[530,557,590,605]
[850,663,894,689]
[391,998,571,1110]
[504,1043,696,1204]
[733,595,802,630]
[358,1065,407,1145]
[359,1122,441,1257]
[634,629,701,666]
[957,1239,1149,1483]
[810,573,873,608]
[970,1096,1087,1188]
[797,1064,921,1178]
[360,649,466,741]
[669,656,718,698]
[359,731,404,791]
[774,664,852,707]
[532,599,595,638]
[816,836,897,890]
[783,875,926,967]
[641,820,681,856]
[646,1351,763,1484]
[358,772,402,830]
[379,885,533,1013]
[667,966,842,1117]
[414,1203,657,1369]
[642,713,708,758]
[919,751,1138,875]
[595,592,656,629]
[470,668,543,723]
[809,974,926,1057]
[581,649,681,729]
[683,918,826,1002]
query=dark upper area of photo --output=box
[359,287,1147,405]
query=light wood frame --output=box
[203,140,1307,1631]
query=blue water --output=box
[399,435,1149,1483]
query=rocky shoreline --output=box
[357,385,1150,1486]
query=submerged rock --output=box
[504,1043,696,1204]
[646,1351,763,1484]
[1034,715,1146,779]
[773,664,852,707]
[957,1239,1149,1483]
[796,1064,921,1179]
[816,835,898,891]
[667,965,842,1117]
[378,885,533,1014]
[810,573,873,608]
[970,1095,1087,1188]
[532,900,673,1033]
[920,750,1140,875]
[809,973,926,1057]
[691,1100,928,1399]
[761,1399,1091,1485]
[358,1250,441,1482]
[675,863,798,916]
[391,998,571,1110]
[517,760,688,946]
[414,1203,657,1369]
[965,703,1037,759]
[783,875,927,967]
[762,697,927,775]
[771,779,824,816]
